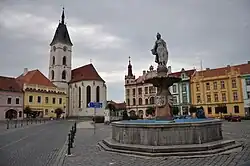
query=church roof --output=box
[70,64,105,83]
[0,76,22,92]
[169,69,195,78]
[16,69,56,87]
[50,8,73,46]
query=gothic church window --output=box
[52,56,55,65]
[86,86,91,107]
[96,86,100,102]
[51,70,54,80]
[62,56,67,65]
[62,70,66,80]
[78,87,81,108]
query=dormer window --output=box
[181,73,185,78]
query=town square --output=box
[0,0,250,166]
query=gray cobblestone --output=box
[63,121,250,166]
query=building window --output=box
[29,96,33,102]
[7,97,11,104]
[138,88,142,95]
[144,87,148,94]
[86,86,91,107]
[133,98,136,105]
[96,86,100,102]
[173,96,177,104]
[207,94,211,103]
[78,87,81,108]
[45,109,49,115]
[59,98,62,105]
[132,88,136,96]
[37,96,41,103]
[62,56,66,65]
[127,99,130,106]
[182,94,188,103]
[222,92,227,102]
[19,111,22,117]
[149,86,154,94]
[221,81,225,89]
[45,97,49,104]
[173,85,177,93]
[234,105,239,113]
[139,98,142,105]
[51,70,54,80]
[16,98,20,104]
[247,92,250,99]
[62,70,66,80]
[232,79,237,88]
[52,56,55,65]
[214,93,218,102]
[197,95,201,103]
[208,107,212,114]
[145,99,148,105]
[206,83,210,91]
[182,83,187,92]
[213,82,217,90]
[233,91,238,101]
[52,97,56,104]
[196,84,200,91]
[126,89,130,96]
[149,97,155,104]
[246,78,250,86]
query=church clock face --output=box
[53,46,56,51]
[63,46,67,52]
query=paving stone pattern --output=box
[63,121,250,166]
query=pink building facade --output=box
[0,76,24,121]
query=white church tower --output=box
[49,8,73,89]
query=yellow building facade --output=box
[23,84,67,118]
[191,65,245,117]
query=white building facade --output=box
[48,8,107,117]
[241,74,250,116]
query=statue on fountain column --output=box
[151,33,169,72]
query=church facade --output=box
[48,8,107,117]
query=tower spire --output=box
[128,56,133,77]
[61,7,65,24]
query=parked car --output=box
[224,115,231,120]
[228,116,241,122]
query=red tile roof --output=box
[0,76,22,92]
[70,64,105,83]
[169,68,196,78]
[108,100,126,110]
[194,62,250,78]
[16,69,56,87]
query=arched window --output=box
[51,70,54,80]
[52,56,55,65]
[139,98,143,105]
[86,86,91,107]
[96,86,100,102]
[62,56,66,65]
[145,99,148,105]
[62,70,66,80]
[78,87,81,108]
[127,99,130,106]
[133,98,136,105]
[149,97,155,104]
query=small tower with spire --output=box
[125,56,135,85]
[49,7,73,89]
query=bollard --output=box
[67,133,72,155]
[15,120,17,128]
[26,119,28,125]
[21,120,23,127]
[7,120,9,129]
[70,129,74,148]
[74,122,77,133]
[31,119,33,124]
[40,119,42,123]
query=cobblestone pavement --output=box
[0,120,74,166]
[63,121,250,166]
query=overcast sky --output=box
[0,0,250,102]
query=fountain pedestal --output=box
[145,67,181,120]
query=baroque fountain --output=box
[99,33,242,157]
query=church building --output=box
[48,8,107,117]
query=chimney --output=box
[227,65,230,68]
[23,68,28,76]
[248,61,250,64]
[206,68,210,70]
[167,66,172,73]
[143,70,146,75]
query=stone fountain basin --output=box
[111,119,223,146]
